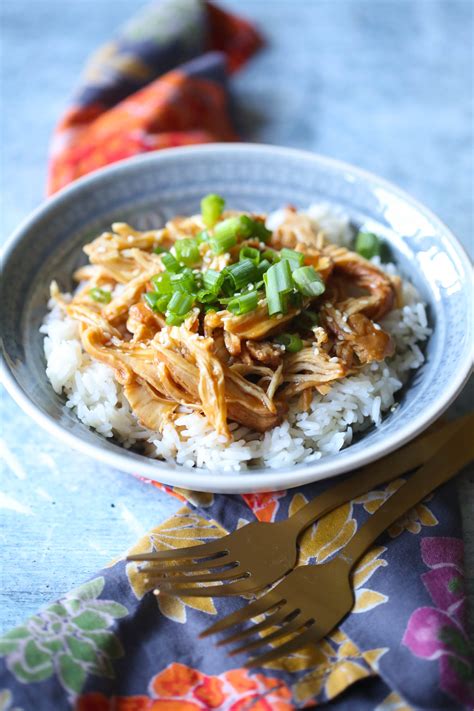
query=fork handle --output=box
[340,415,474,568]
[287,415,471,535]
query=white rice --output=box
[41,205,431,472]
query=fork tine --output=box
[127,540,227,563]
[200,591,283,638]
[140,556,233,578]
[230,613,306,656]
[246,620,334,669]
[155,574,267,598]
[155,567,244,587]
[216,604,293,647]
[155,579,257,598]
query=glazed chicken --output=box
[53,197,397,441]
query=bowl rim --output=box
[1,143,473,493]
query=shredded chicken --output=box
[272,208,324,250]
[123,381,177,431]
[53,208,401,444]
[245,340,283,367]
[321,305,394,365]
[322,244,396,320]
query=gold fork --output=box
[127,416,470,597]
[200,416,474,668]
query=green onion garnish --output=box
[201,194,225,228]
[257,259,271,276]
[197,289,218,304]
[167,291,194,316]
[274,333,304,353]
[227,290,259,315]
[170,269,197,294]
[195,230,209,244]
[241,215,272,242]
[209,232,238,255]
[202,269,224,294]
[264,259,294,315]
[89,288,112,304]
[289,291,303,310]
[280,248,304,269]
[153,245,167,254]
[151,273,173,294]
[224,259,259,291]
[292,266,326,297]
[354,231,382,260]
[144,292,171,313]
[262,249,280,263]
[156,295,171,313]
[143,292,159,310]
[174,238,200,266]
[165,313,186,326]
[161,252,181,273]
[239,246,260,264]
[210,219,239,253]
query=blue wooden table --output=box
[1,0,472,634]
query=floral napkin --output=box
[2,1,472,710]
[1,470,472,710]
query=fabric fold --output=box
[47,0,263,194]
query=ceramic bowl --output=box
[1,144,472,493]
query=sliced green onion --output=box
[161,252,181,273]
[227,290,259,315]
[354,231,382,260]
[167,291,194,315]
[174,238,200,266]
[210,215,254,254]
[237,216,271,243]
[170,269,196,294]
[239,246,260,264]
[143,292,170,313]
[274,333,304,353]
[264,259,293,315]
[280,248,304,269]
[156,295,171,313]
[224,259,259,290]
[201,193,225,228]
[165,312,186,326]
[210,217,241,252]
[292,266,326,297]
[202,269,224,294]
[210,233,237,255]
[236,215,255,238]
[195,230,209,244]
[262,248,280,263]
[289,291,303,310]
[143,292,159,310]
[151,272,173,294]
[89,288,111,304]
[197,289,218,304]
[257,259,271,276]
[220,274,235,297]
[153,245,167,254]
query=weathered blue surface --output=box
[1,0,472,634]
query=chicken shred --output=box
[52,209,400,444]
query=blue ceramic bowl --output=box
[1,145,472,493]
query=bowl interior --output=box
[1,145,472,492]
